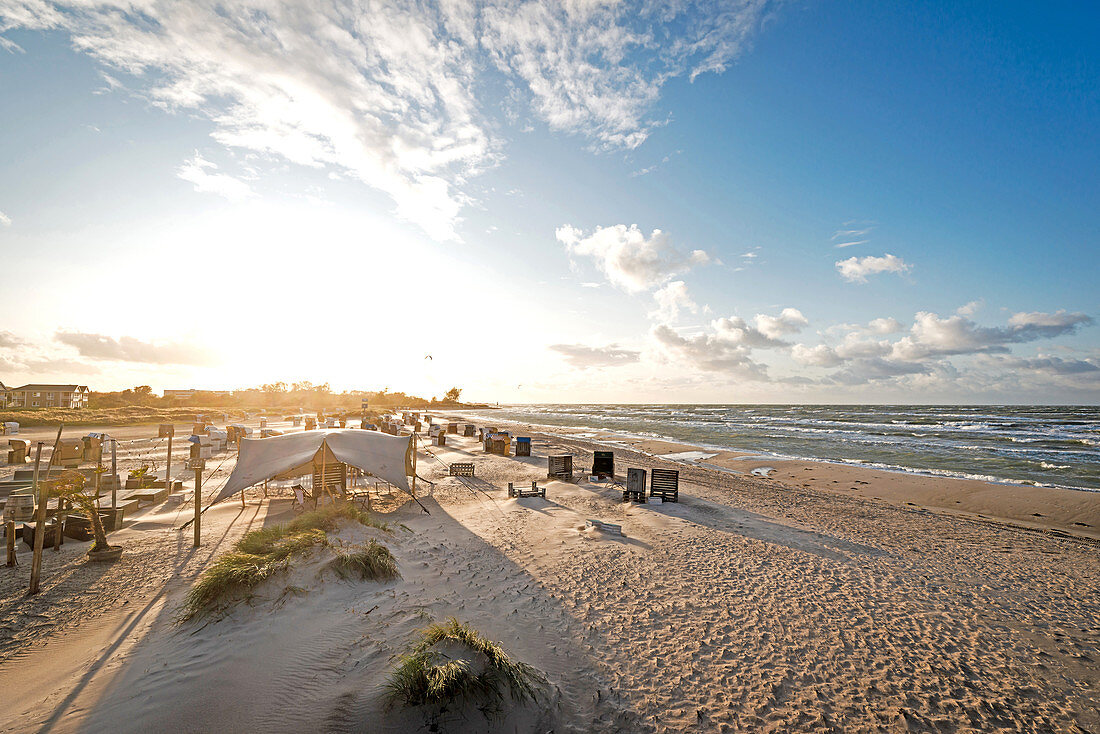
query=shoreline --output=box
[452,409,1099,493]
[449,410,1100,542]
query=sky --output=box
[0,0,1097,404]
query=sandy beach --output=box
[1,417,1098,732]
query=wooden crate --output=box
[449,462,475,477]
[547,454,573,480]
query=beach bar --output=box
[212,429,416,505]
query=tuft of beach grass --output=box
[384,617,546,709]
[327,540,400,581]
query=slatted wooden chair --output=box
[650,468,679,502]
[623,467,647,502]
[592,451,615,479]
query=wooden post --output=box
[5,521,14,567]
[194,465,202,548]
[411,437,417,497]
[165,432,173,495]
[94,447,102,501]
[53,498,65,552]
[29,427,62,596]
[110,438,117,511]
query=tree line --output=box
[90,384,467,411]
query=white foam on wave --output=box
[659,451,718,462]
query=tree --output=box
[443,387,462,403]
[44,470,112,553]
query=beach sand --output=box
[1,418,1098,732]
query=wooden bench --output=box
[128,487,169,507]
[508,481,545,498]
[623,467,647,502]
[586,518,623,536]
[449,462,475,477]
[650,468,679,502]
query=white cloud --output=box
[557,224,710,293]
[867,317,903,335]
[891,310,1092,361]
[831,222,873,248]
[481,0,775,150]
[956,300,983,316]
[753,307,807,339]
[650,280,697,321]
[2,0,779,238]
[177,155,255,201]
[549,343,640,369]
[650,324,767,379]
[835,253,911,283]
[1003,355,1099,376]
[0,210,10,226]
[791,344,843,367]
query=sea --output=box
[463,405,1100,492]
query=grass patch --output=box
[0,406,244,427]
[328,540,400,581]
[384,618,545,709]
[182,502,389,620]
[183,528,327,618]
[288,503,390,534]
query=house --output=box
[6,384,90,409]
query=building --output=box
[5,384,90,409]
[163,389,234,402]
[163,389,196,401]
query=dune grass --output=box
[384,618,545,709]
[0,406,242,427]
[183,503,387,620]
[328,540,400,581]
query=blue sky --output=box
[0,0,1097,403]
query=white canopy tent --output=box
[212,429,415,505]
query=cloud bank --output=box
[1,0,778,239]
[54,331,217,365]
[549,343,641,369]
